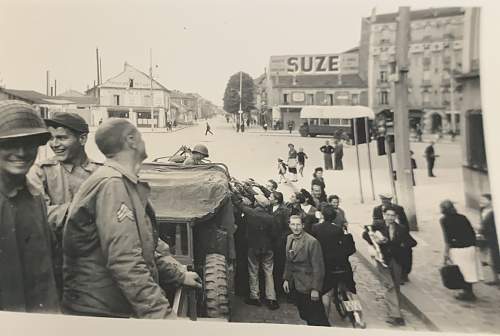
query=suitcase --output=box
[440,264,465,290]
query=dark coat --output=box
[440,213,476,248]
[311,222,349,272]
[283,233,324,294]
[480,209,500,272]
[271,204,291,241]
[240,205,275,253]
[372,204,409,229]
[362,221,416,266]
[0,181,59,313]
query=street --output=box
[73,116,449,330]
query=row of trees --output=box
[222,72,255,115]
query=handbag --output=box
[440,258,465,290]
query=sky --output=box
[0,0,482,105]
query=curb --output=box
[353,247,440,332]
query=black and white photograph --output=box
[0,1,499,335]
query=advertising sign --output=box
[270,54,341,75]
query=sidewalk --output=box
[286,167,500,334]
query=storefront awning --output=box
[299,105,375,119]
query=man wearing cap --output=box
[234,194,279,310]
[62,119,201,318]
[371,193,413,283]
[28,112,101,297]
[0,100,59,313]
[183,144,209,165]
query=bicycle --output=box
[330,268,366,328]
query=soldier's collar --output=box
[104,160,139,184]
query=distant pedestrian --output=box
[425,141,437,177]
[241,122,245,133]
[410,150,417,186]
[334,139,344,170]
[439,200,481,301]
[246,118,250,128]
[296,147,308,177]
[98,118,103,125]
[283,215,330,326]
[416,124,423,142]
[320,140,334,170]
[263,123,268,131]
[479,194,499,286]
[287,120,294,134]
[277,159,288,184]
[287,144,298,182]
[236,122,240,132]
[205,122,213,135]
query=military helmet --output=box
[192,144,209,157]
[0,100,51,143]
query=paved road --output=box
[60,116,455,330]
[231,254,428,331]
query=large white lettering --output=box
[286,55,339,74]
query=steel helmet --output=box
[0,100,51,143]
[192,144,209,157]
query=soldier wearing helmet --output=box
[27,112,101,298]
[183,143,209,165]
[0,100,59,313]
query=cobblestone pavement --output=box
[230,255,429,331]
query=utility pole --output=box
[450,46,457,133]
[239,71,243,127]
[150,48,155,131]
[394,7,418,231]
[46,71,50,95]
[96,48,100,85]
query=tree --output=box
[223,72,255,115]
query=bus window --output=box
[332,118,341,125]
[341,119,351,126]
[320,119,330,125]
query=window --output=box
[423,92,430,105]
[331,118,341,125]
[341,119,351,126]
[423,70,431,82]
[352,94,360,105]
[379,71,388,83]
[320,119,330,125]
[113,95,120,106]
[283,94,289,104]
[423,57,431,70]
[379,91,389,105]
[306,94,314,105]
[129,79,134,88]
[328,94,334,105]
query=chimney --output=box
[54,79,57,96]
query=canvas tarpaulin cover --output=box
[140,163,231,221]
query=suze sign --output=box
[270,54,340,75]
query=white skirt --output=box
[449,246,483,283]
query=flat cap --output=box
[0,100,50,142]
[379,192,393,199]
[45,112,89,134]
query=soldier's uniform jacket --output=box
[62,160,185,318]
[28,156,101,230]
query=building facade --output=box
[87,62,170,128]
[360,7,466,134]
[266,49,368,129]
[456,8,487,210]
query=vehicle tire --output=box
[204,253,230,319]
[309,134,317,137]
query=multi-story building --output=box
[359,7,466,134]
[267,48,368,129]
[455,8,486,209]
[169,90,197,123]
[86,62,170,128]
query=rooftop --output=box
[368,7,464,24]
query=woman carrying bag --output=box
[287,144,298,182]
[439,200,482,301]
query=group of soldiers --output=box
[0,100,201,317]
